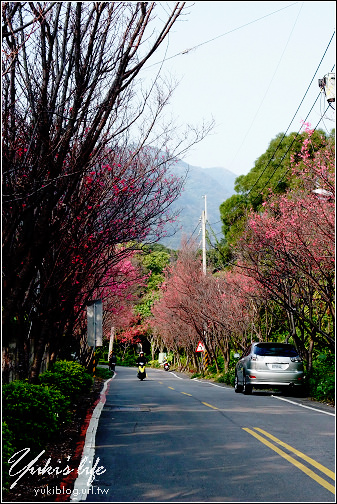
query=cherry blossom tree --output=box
[2,2,214,381]
[150,125,334,373]
[236,127,334,370]
[150,243,267,372]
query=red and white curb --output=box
[55,374,114,502]
[70,375,114,501]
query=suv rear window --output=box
[253,343,298,357]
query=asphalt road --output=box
[75,366,335,502]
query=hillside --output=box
[159,159,237,250]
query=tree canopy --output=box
[149,125,334,373]
[219,127,334,253]
[2,1,213,381]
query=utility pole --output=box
[87,299,103,377]
[201,194,209,371]
[318,72,335,103]
[108,326,115,359]
[202,195,207,275]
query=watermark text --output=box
[8,448,106,489]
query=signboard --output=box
[108,326,115,357]
[158,352,167,363]
[87,299,103,348]
[196,341,205,352]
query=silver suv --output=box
[234,342,305,395]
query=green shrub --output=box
[149,360,161,368]
[207,363,218,374]
[190,371,204,379]
[307,353,335,403]
[95,367,114,380]
[39,360,93,401]
[216,367,235,386]
[118,349,150,367]
[94,345,109,363]
[2,421,16,489]
[2,381,70,451]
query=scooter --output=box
[137,362,146,380]
[163,361,170,371]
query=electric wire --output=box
[147,2,299,69]
[172,23,334,254]
[246,31,335,201]
[205,95,334,253]
[205,97,333,255]
[250,91,321,205]
[251,61,335,202]
[273,103,332,189]
[186,221,201,244]
[227,1,304,173]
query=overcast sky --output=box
[146,1,335,176]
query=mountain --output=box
[159,159,238,250]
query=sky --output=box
[144,1,336,176]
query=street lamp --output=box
[312,188,333,200]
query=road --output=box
[73,366,335,502]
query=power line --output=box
[205,96,333,250]
[247,31,335,201]
[227,1,304,173]
[252,62,335,201]
[146,2,299,69]
[274,103,333,189]
[209,219,222,226]
[250,93,320,204]
[186,221,201,244]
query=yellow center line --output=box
[254,427,335,481]
[181,392,192,396]
[168,387,175,390]
[202,402,218,410]
[243,428,335,495]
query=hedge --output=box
[39,360,93,401]
[2,381,70,451]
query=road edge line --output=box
[271,395,335,416]
[69,375,114,502]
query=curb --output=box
[55,376,113,502]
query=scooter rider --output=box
[109,351,117,372]
[136,351,147,365]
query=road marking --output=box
[243,428,335,495]
[170,372,183,379]
[181,392,192,396]
[168,386,175,390]
[272,395,335,416]
[202,402,218,410]
[254,428,335,480]
[71,376,113,501]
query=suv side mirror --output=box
[234,353,241,359]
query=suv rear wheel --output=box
[243,375,252,395]
[234,374,243,393]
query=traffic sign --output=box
[196,341,205,352]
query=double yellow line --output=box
[164,385,334,495]
[243,427,335,494]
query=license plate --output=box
[272,364,282,368]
